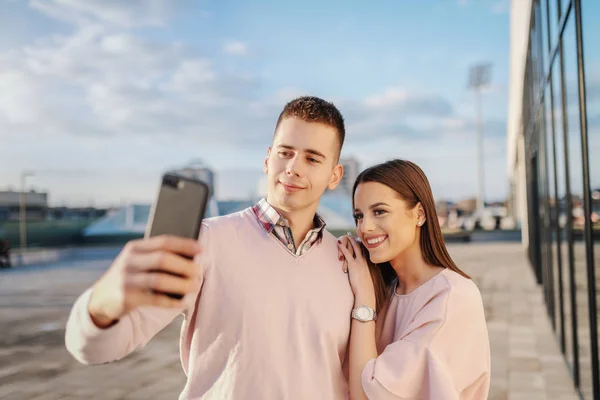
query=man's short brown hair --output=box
[274,96,345,159]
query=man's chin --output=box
[271,194,307,211]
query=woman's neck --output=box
[390,245,443,295]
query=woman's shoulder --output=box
[403,268,484,324]
[440,268,484,308]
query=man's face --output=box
[264,117,343,214]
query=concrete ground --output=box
[0,243,581,399]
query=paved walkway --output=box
[0,243,580,399]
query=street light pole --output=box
[468,63,492,225]
[475,86,485,218]
[19,171,34,264]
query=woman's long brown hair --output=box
[352,159,470,311]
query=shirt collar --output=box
[252,198,327,234]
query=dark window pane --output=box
[561,0,572,20]
[562,14,594,398]
[541,0,550,58]
[549,0,559,49]
[554,26,575,371]
[581,0,600,396]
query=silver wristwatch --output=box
[351,305,377,322]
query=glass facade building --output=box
[508,0,600,397]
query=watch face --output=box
[357,307,371,320]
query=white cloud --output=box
[456,0,508,14]
[0,1,510,205]
[223,41,249,56]
[273,87,305,103]
[364,87,409,108]
[168,59,215,91]
[30,0,181,28]
[491,0,509,14]
[362,87,454,116]
[0,17,272,143]
[0,70,43,124]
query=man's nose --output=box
[285,156,303,177]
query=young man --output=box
[65,96,355,399]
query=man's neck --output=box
[268,200,318,246]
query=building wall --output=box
[508,0,600,397]
[0,190,48,207]
[506,0,533,240]
[0,190,49,222]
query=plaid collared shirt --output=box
[252,198,326,256]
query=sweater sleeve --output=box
[64,223,212,365]
[361,280,490,400]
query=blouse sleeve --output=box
[361,280,490,400]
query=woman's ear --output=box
[416,202,426,226]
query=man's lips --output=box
[280,181,304,192]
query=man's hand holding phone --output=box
[87,235,203,329]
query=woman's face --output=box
[353,181,422,264]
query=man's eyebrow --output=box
[277,144,326,159]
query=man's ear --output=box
[327,163,344,190]
[264,147,271,174]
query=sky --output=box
[0,0,516,207]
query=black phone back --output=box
[145,173,210,240]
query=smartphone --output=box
[145,172,210,299]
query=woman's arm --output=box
[349,296,378,400]
[338,236,379,400]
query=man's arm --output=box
[65,287,195,365]
[64,234,206,365]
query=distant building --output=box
[47,206,107,221]
[335,156,360,194]
[0,190,48,222]
[217,200,257,216]
[171,159,216,198]
[456,198,477,214]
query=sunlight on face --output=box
[353,181,419,263]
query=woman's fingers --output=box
[338,242,353,263]
[338,235,352,259]
[338,234,363,266]
[347,236,363,261]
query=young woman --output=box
[338,159,490,400]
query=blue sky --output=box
[0,0,516,207]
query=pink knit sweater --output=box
[65,208,355,399]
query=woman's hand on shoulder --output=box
[337,234,376,304]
